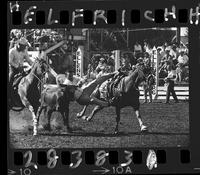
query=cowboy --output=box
[143,52,151,67]
[164,66,179,104]
[142,67,154,103]
[120,55,132,73]
[134,41,142,59]
[95,57,107,74]
[112,55,131,88]
[177,49,189,66]
[157,47,164,66]
[9,37,33,86]
[164,47,175,69]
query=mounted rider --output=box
[95,57,107,74]
[106,55,133,105]
[112,54,132,87]
[9,37,33,89]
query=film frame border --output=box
[6,0,200,174]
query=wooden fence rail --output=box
[139,86,189,100]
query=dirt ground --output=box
[9,100,189,148]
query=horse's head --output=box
[129,67,146,88]
[135,68,146,86]
[33,58,49,77]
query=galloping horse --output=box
[9,59,49,136]
[76,67,148,134]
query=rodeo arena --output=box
[9,28,189,148]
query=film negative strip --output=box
[7,0,200,174]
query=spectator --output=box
[159,60,169,79]
[134,42,142,59]
[143,52,151,67]
[107,56,115,71]
[132,65,137,71]
[157,47,164,66]
[164,47,174,69]
[177,50,189,66]
[143,64,154,103]
[143,69,154,104]
[143,40,148,52]
[120,56,132,74]
[179,43,188,54]
[95,57,107,74]
[163,42,168,50]
[170,44,179,65]
[164,66,179,104]
[175,63,184,82]
[86,64,93,78]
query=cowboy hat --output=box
[100,57,105,61]
[17,37,30,47]
[157,46,162,51]
[165,47,171,51]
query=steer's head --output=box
[61,84,77,101]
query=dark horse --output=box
[9,59,49,136]
[76,67,148,134]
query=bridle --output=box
[31,60,49,88]
[32,72,44,84]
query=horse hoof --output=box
[81,116,87,120]
[114,130,118,134]
[86,117,92,122]
[77,113,82,118]
[141,125,148,132]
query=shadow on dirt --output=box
[38,131,189,137]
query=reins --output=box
[28,60,49,93]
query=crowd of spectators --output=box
[9,29,189,85]
[87,40,189,85]
[131,40,189,84]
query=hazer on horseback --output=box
[8,38,50,135]
[9,37,33,87]
[77,63,148,134]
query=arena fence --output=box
[139,85,189,101]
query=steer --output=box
[36,84,74,132]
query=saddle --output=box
[12,71,29,91]
[106,73,126,101]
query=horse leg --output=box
[114,107,121,134]
[64,111,72,133]
[62,104,72,133]
[134,109,148,132]
[46,107,53,131]
[36,105,45,128]
[77,105,88,118]
[19,93,38,136]
[86,105,103,121]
